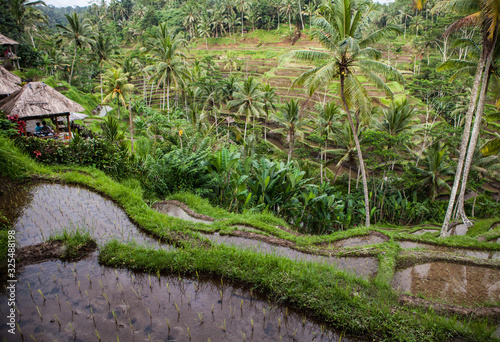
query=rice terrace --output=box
[0,0,500,340]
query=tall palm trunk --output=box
[456,51,494,225]
[70,44,77,86]
[340,73,370,227]
[277,9,280,30]
[129,95,134,153]
[100,62,104,103]
[440,53,486,237]
[298,0,304,30]
[288,130,294,163]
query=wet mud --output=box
[399,241,500,260]
[392,262,500,306]
[322,232,389,248]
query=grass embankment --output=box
[99,242,494,342]
[1,136,499,341]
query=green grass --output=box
[49,228,96,259]
[468,217,500,237]
[99,241,495,342]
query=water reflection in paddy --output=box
[0,254,358,341]
[0,182,358,341]
[206,234,378,279]
[0,183,164,249]
[392,262,500,305]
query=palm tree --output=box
[198,16,211,48]
[145,24,189,113]
[374,99,418,136]
[262,83,279,142]
[9,0,45,32]
[228,76,265,141]
[182,3,199,38]
[326,122,361,193]
[286,0,404,227]
[315,102,341,182]
[270,99,308,163]
[56,12,91,86]
[236,0,249,36]
[102,68,135,151]
[89,33,115,103]
[24,6,47,48]
[280,0,296,31]
[435,0,500,235]
[411,142,454,200]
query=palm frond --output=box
[357,59,405,85]
[359,25,401,49]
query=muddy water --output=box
[0,183,358,341]
[411,229,439,236]
[0,183,164,249]
[330,234,388,248]
[0,254,358,341]
[392,262,500,305]
[399,241,500,260]
[206,234,378,279]
[157,204,211,224]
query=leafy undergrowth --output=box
[99,241,495,342]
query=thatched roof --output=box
[0,82,85,119]
[0,66,21,95]
[0,33,19,46]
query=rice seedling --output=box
[251,319,254,331]
[95,329,101,341]
[53,314,61,328]
[14,322,25,342]
[69,322,76,337]
[198,312,204,324]
[148,334,151,342]
[131,286,141,300]
[165,318,170,331]
[66,301,74,314]
[187,325,191,340]
[78,280,81,294]
[103,292,111,308]
[302,315,306,326]
[242,332,246,341]
[292,329,297,338]
[147,308,152,321]
[98,279,104,290]
[36,306,42,320]
[278,317,281,331]
[174,302,180,315]
[148,275,152,289]
[28,283,33,301]
[112,310,118,326]
[86,274,92,284]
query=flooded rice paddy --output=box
[0,182,359,341]
[1,254,356,341]
[392,262,500,305]
[205,234,378,279]
[399,241,500,260]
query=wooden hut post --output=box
[55,116,60,136]
[66,114,72,139]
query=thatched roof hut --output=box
[0,34,19,46]
[0,82,84,138]
[0,65,21,96]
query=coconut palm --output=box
[198,16,211,49]
[9,0,46,32]
[89,33,115,103]
[374,99,418,136]
[434,0,500,235]
[102,68,135,151]
[280,0,296,31]
[228,76,265,141]
[411,142,454,200]
[56,12,92,86]
[262,83,279,142]
[325,121,361,193]
[315,102,341,182]
[182,3,199,38]
[236,0,250,36]
[145,24,189,113]
[286,0,404,227]
[270,99,308,163]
